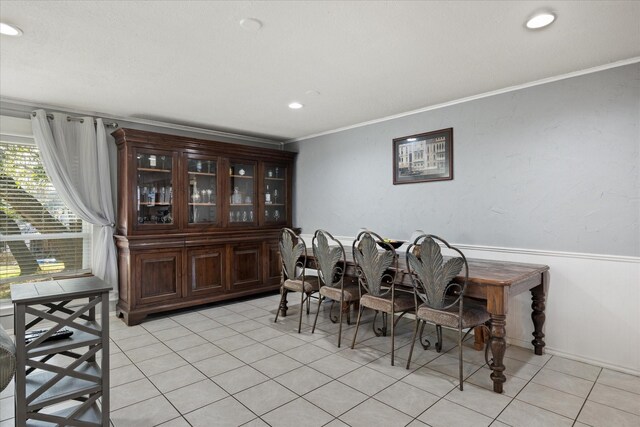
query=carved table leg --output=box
[489,314,507,393]
[531,283,546,355]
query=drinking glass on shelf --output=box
[275,167,279,178]
[160,156,166,169]
[273,189,278,204]
[274,210,280,221]
[206,189,213,203]
[201,189,207,203]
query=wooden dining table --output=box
[280,247,549,394]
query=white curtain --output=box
[30,110,118,296]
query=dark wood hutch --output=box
[112,128,294,325]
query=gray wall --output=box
[291,63,640,257]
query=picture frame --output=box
[393,127,453,184]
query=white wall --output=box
[292,63,640,374]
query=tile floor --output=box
[1,292,639,426]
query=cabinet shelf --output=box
[26,321,102,357]
[230,174,254,179]
[189,203,216,206]
[25,402,102,427]
[265,177,285,181]
[26,362,102,409]
[188,171,216,176]
[139,202,171,206]
[230,203,254,207]
[138,167,171,173]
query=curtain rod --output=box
[31,111,118,128]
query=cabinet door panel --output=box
[135,250,182,305]
[265,241,282,285]
[230,244,262,290]
[186,246,225,297]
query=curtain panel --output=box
[30,110,118,296]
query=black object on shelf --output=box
[24,327,74,344]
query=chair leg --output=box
[406,318,421,370]
[436,324,443,352]
[274,288,286,323]
[306,292,311,314]
[458,326,464,391]
[351,305,364,349]
[390,311,395,366]
[337,297,344,348]
[298,291,305,333]
[312,295,323,334]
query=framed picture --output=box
[393,127,453,184]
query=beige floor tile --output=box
[241,418,270,427]
[114,331,159,351]
[338,365,397,396]
[176,342,224,363]
[215,312,249,326]
[193,352,245,377]
[497,399,574,427]
[366,353,417,380]
[531,367,594,398]
[110,324,147,340]
[214,333,258,352]
[213,365,269,394]
[402,366,459,397]
[151,325,192,341]
[544,356,601,381]
[323,419,351,427]
[164,379,229,414]
[124,342,173,363]
[418,398,493,427]
[185,396,256,427]
[109,352,133,370]
[110,378,161,411]
[157,416,191,427]
[110,363,145,387]
[184,318,222,333]
[171,311,210,325]
[337,345,386,365]
[495,356,542,381]
[588,383,640,415]
[577,400,640,427]
[235,380,298,415]
[444,382,512,418]
[251,353,303,378]
[516,382,585,419]
[284,343,334,364]
[243,325,286,341]
[340,398,413,427]
[149,364,207,393]
[197,325,239,342]
[198,306,235,319]
[263,334,308,352]
[111,395,180,427]
[0,397,14,421]
[373,380,439,418]
[503,345,552,366]
[262,397,334,427]
[275,365,333,395]
[165,333,208,352]
[230,342,279,364]
[308,353,362,378]
[142,317,182,333]
[405,420,430,427]
[136,352,189,377]
[304,380,368,416]
[228,319,265,333]
[0,379,14,399]
[597,368,640,394]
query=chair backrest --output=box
[312,229,346,288]
[279,228,306,282]
[405,234,468,310]
[352,230,397,297]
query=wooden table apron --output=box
[286,248,549,394]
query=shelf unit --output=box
[113,128,295,325]
[11,277,111,426]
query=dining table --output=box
[279,246,550,394]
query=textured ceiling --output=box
[1,1,639,141]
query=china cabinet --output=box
[113,128,295,325]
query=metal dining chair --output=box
[350,230,415,366]
[404,234,491,390]
[274,228,320,333]
[311,229,360,347]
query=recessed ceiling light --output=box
[526,12,556,29]
[239,18,262,32]
[288,102,303,110]
[0,22,23,36]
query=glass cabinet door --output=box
[228,161,256,225]
[263,163,287,224]
[136,150,174,226]
[187,157,218,225]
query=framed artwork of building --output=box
[393,127,453,184]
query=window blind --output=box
[0,141,91,300]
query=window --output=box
[1,140,92,302]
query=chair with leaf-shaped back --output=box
[405,234,490,390]
[274,228,319,333]
[311,229,359,347]
[350,231,415,366]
